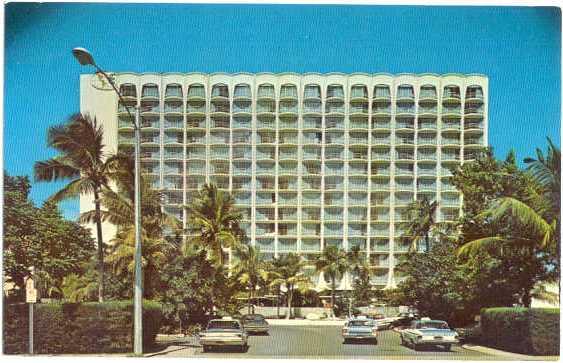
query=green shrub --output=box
[481,307,559,355]
[529,308,560,355]
[3,300,162,354]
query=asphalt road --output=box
[178,326,496,359]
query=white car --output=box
[400,318,459,351]
[199,317,248,352]
[342,317,378,344]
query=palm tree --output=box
[34,113,112,302]
[524,137,560,216]
[347,245,373,309]
[458,140,561,304]
[185,184,244,265]
[80,153,181,298]
[269,253,311,319]
[232,245,269,314]
[314,246,349,314]
[403,196,439,252]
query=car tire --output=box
[413,343,419,351]
[202,345,209,353]
[241,344,248,353]
[444,344,451,352]
[400,335,405,346]
[343,338,349,344]
[373,338,378,345]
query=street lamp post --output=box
[72,47,144,355]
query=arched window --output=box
[304,84,321,99]
[257,84,275,98]
[187,84,205,98]
[234,84,251,98]
[443,85,460,99]
[373,84,390,98]
[419,85,436,99]
[165,83,182,98]
[280,84,297,98]
[350,85,368,99]
[141,83,159,98]
[327,84,344,98]
[211,83,229,98]
[397,84,414,99]
[465,85,483,99]
[119,83,136,98]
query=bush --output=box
[4,300,162,354]
[481,307,559,355]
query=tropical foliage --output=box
[314,246,349,310]
[4,173,95,302]
[185,184,244,265]
[269,253,311,319]
[33,114,112,301]
[232,245,269,314]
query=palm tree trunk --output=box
[248,287,252,314]
[286,284,293,320]
[276,286,281,318]
[425,233,430,252]
[331,277,336,318]
[93,188,104,302]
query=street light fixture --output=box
[72,47,144,355]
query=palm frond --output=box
[457,236,506,257]
[34,157,80,182]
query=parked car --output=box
[342,316,378,344]
[241,314,269,334]
[399,318,459,351]
[199,317,248,352]
[389,312,419,329]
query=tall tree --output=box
[185,184,244,265]
[232,245,269,314]
[80,153,181,299]
[453,149,554,307]
[403,196,439,252]
[34,114,111,301]
[4,173,95,301]
[269,253,311,319]
[347,246,374,307]
[314,246,349,312]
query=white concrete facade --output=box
[79,72,488,290]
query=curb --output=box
[461,344,559,360]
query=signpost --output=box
[25,271,37,355]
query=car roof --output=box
[242,314,265,318]
[416,319,448,324]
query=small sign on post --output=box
[25,275,36,354]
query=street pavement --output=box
[155,325,503,359]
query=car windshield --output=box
[349,320,374,327]
[243,315,265,322]
[418,321,449,329]
[208,320,241,330]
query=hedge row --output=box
[4,300,163,354]
[480,307,559,355]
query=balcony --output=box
[417,167,437,177]
[373,86,391,101]
[395,119,415,130]
[442,138,461,146]
[164,119,183,130]
[232,103,252,115]
[418,105,437,115]
[349,105,369,117]
[442,106,462,117]
[372,105,391,116]
[396,152,414,161]
[396,105,415,116]
[464,120,484,131]
[395,167,414,177]
[417,137,437,146]
[325,105,345,115]
[395,137,415,146]
[186,104,206,115]
[303,102,322,115]
[303,117,322,129]
[280,85,298,101]
[417,152,437,161]
[164,151,183,161]
[164,104,183,115]
[464,105,484,117]
[141,136,159,145]
[140,119,160,130]
[326,117,344,130]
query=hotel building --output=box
[79,72,488,290]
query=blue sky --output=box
[5,3,561,219]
